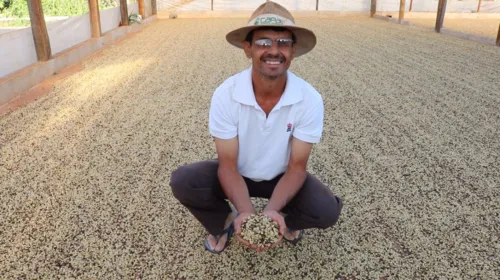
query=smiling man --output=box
[170,1,342,254]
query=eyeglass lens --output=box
[254,38,294,48]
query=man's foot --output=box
[204,224,234,254]
[204,211,237,254]
[283,229,304,245]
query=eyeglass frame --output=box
[253,38,295,49]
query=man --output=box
[170,1,342,254]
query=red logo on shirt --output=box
[287,123,292,132]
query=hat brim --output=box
[226,25,316,57]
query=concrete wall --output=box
[47,14,92,56]
[101,7,122,34]
[129,2,140,14]
[157,0,500,12]
[0,16,157,107]
[146,0,153,17]
[0,27,38,78]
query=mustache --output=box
[261,55,285,61]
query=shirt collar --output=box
[232,67,304,108]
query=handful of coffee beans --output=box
[240,214,280,248]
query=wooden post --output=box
[27,0,51,61]
[120,0,128,26]
[138,0,146,18]
[371,0,376,17]
[435,0,447,33]
[88,0,101,38]
[399,0,405,24]
[496,23,500,47]
[152,0,157,15]
[211,0,213,11]
[316,0,319,11]
[477,0,482,13]
[409,0,413,12]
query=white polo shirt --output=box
[209,67,324,181]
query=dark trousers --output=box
[170,160,343,236]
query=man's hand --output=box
[255,209,286,252]
[262,209,286,236]
[234,211,259,249]
[237,210,285,253]
[235,210,284,252]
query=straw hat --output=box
[226,1,316,57]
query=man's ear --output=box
[243,41,252,59]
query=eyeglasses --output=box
[254,38,295,49]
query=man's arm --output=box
[214,137,255,214]
[264,137,313,213]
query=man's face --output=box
[243,29,296,80]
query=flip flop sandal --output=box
[283,228,304,245]
[204,223,234,254]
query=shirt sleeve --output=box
[292,100,324,144]
[209,91,238,139]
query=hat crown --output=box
[226,0,316,57]
[249,1,295,25]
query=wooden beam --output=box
[409,0,413,12]
[316,0,319,11]
[497,23,500,47]
[27,0,51,61]
[138,0,146,18]
[211,0,213,11]
[152,0,157,15]
[435,0,447,33]
[120,0,129,26]
[399,0,405,24]
[477,0,482,13]
[371,0,376,17]
[88,0,101,38]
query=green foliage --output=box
[100,0,119,8]
[0,0,10,12]
[128,13,142,25]
[42,0,89,17]
[0,0,125,18]
[2,0,27,17]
